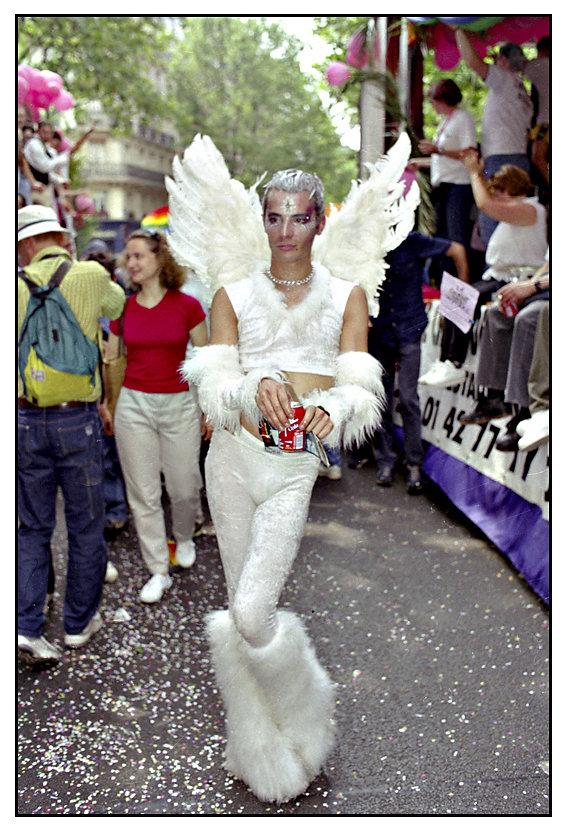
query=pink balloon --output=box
[325,61,351,87]
[346,32,368,68]
[53,90,74,111]
[29,69,48,93]
[35,91,52,110]
[434,45,460,70]
[75,194,95,214]
[18,76,29,103]
[433,24,461,70]
[45,80,62,102]
[42,70,63,89]
[18,64,35,82]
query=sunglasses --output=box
[139,229,161,242]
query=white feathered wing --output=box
[312,132,420,316]
[166,132,419,314]
[165,134,269,305]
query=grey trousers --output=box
[476,300,548,408]
[114,387,203,575]
[528,302,549,413]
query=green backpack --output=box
[18,260,100,406]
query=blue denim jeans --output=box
[102,432,128,524]
[370,337,424,467]
[18,403,107,637]
[479,154,531,246]
[324,444,342,467]
[429,182,475,284]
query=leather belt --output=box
[18,397,94,411]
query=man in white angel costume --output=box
[166,133,419,804]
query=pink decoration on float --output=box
[325,61,351,86]
[75,194,96,214]
[346,32,368,69]
[18,64,75,115]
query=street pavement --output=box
[17,458,549,817]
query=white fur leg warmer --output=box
[300,350,385,449]
[242,610,336,782]
[206,610,312,804]
[181,344,285,432]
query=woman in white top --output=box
[418,79,477,280]
[420,154,547,389]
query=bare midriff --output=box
[241,370,333,438]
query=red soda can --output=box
[499,297,518,318]
[278,403,306,451]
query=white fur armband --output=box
[300,351,385,449]
[181,344,285,431]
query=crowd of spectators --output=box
[17,26,549,667]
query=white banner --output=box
[412,301,549,521]
[439,272,480,333]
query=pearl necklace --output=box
[266,267,315,286]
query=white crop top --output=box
[484,197,548,281]
[223,263,355,376]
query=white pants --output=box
[114,387,203,575]
[205,428,320,647]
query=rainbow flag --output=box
[141,205,169,230]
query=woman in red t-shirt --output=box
[102,229,209,603]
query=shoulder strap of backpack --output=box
[19,259,72,295]
[47,259,72,289]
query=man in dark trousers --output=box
[18,205,125,663]
[350,230,469,493]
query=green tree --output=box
[18,16,172,130]
[167,17,357,203]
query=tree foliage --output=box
[18,15,358,203]
[18,16,173,130]
[167,17,358,203]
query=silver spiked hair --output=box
[262,169,325,220]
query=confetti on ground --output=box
[18,476,549,816]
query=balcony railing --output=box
[81,163,168,184]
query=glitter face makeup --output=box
[263,190,323,270]
[282,197,298,215]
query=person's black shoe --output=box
[459,397,511,425]
[406,465,423,494]
[104,518,127,541]
[348,456,372,470]
[495,429,520,452]
[495,412,526,452]
[376,466,393,487]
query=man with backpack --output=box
[18,205,125,663]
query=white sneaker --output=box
[105,561,119,583]
[139,573,173,604]
[517,410,549,452]
[419,360,465,387]
[318,464,342,480]
[18,634,62,663]
[418,360,444,385]
[64,611,103,649]
[175,539,196,568]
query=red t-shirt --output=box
[110,289,206,394]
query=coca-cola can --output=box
[499,297,518,318]
[278,402,306,451]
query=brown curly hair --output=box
[487,165,533,197]
[126,229,187,291]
